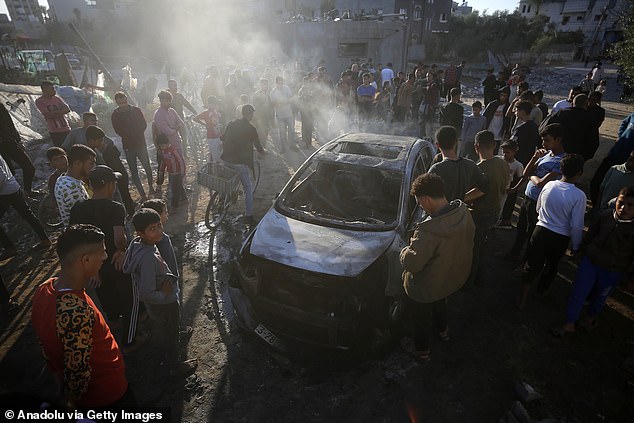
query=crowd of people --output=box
[0,57,632,412]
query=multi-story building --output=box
[47,0,137,23]
[4,0,46,38]
[4,0,43,23]
[518,0,628,57]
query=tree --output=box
[609,3,634,80]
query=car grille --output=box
[258,262,353,316]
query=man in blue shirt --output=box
[498,123,565,260]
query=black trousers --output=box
[510,196,538,256]
[522,225,570,293]
[0,141,35,192]
[97,263,138,346]
[404,295,447,351]
[300,110,314,146]
[0,188,48,250]
[145,301,180,366]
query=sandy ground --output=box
[0,63,633,423]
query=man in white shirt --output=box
[381,62,395,88]
[518,153,586,309]
[55,144,96,228]
[551,86,582,114]
[270,76,296,152]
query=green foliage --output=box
[609,3,634,80]
[532,29,584,54]
[437,12,581,61]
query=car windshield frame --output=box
[275,157,404,231]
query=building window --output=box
[428,0,434,4]
[577,15,584,21]
[338,43,368,58]
[594,14,601,21]
[414,5,422,20]
[562,16,570,25]
[426,18,432,30]
[527,5,531,12]
[85,0,96,6]
[439,13,447,23]
[522,5,526,13]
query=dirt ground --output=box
[1,65,634,423]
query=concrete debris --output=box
[514,380,542,403]
[500,411,521,423]
[511,400,533,423]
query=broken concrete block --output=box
[500,411,521,423]
[514,380,541,403]
[511,401,533,423]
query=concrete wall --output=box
[274,20,405,74]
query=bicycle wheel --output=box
[38,194,63,229]
[205,189,229,229]
[250,161,261,193]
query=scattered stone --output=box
[514,380,541,403]
[500,411,521,423]
[511,400,533,423]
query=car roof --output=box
[313,133,419,171]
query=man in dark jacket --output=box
[510,101,541,166]
[540,94,597,161]
[85,125,136,216]
[221,104,265,224]
[439,88,464,135]
[0,103,38,195]
[111,91,153,200]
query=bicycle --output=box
[197,156,261,229]
[37,192,63,230]
[183,116,208,164]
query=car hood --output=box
[250,208,396,277]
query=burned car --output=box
[232,133,436,349]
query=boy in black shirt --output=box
[69,165,148,353]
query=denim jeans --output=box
[223,162,253,217]
[124,146,153,198]
[276,116,295,151]
[565,256,623,323]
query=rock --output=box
[514,380,541,403]
[500,411,521,423]
[511,401,533,423]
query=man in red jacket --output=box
[111,91,154,201]
[31,224,133,410]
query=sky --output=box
[0,0,521,19]
[465,0,519,14]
